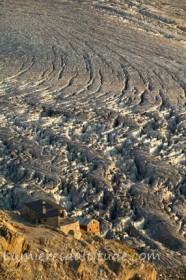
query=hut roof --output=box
[78,217,98,226]
[25,199,65,218]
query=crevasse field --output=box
[0,1,185,278]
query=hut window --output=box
[42,206,47,215]
[60,212,64,218]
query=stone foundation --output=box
[59,219,81,239]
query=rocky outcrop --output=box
[0,211,30,255]
[0,211,156,280]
